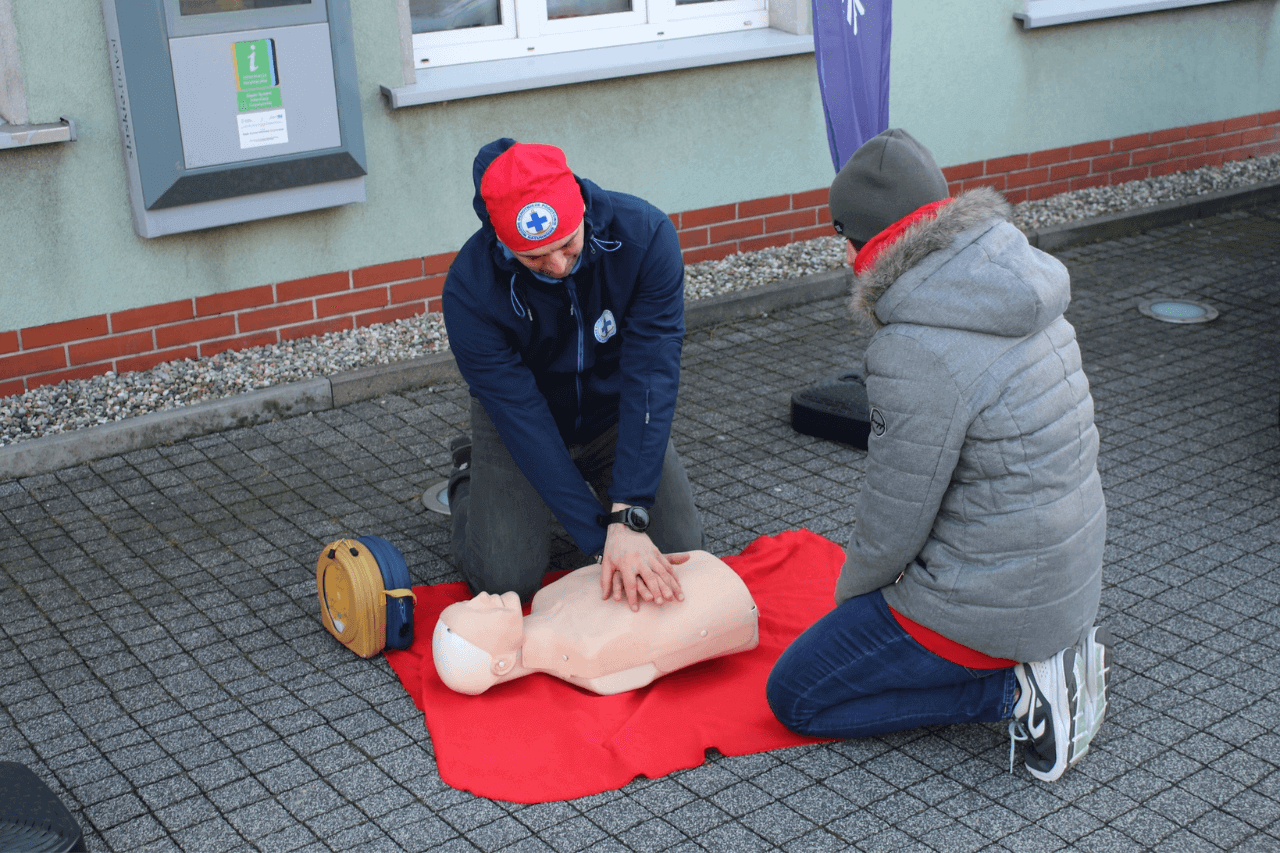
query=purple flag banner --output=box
[812,0,892,172]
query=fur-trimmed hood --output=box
[850,187,1071,337]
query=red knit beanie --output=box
[480,143,585,252]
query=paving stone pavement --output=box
[3,205,1280,852]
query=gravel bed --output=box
[3,153,1278,448]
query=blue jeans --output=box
[766,591,1018,739]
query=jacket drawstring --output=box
[509,237,615,319]
[509,274,531,321]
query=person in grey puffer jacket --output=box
[767,129,1114,783]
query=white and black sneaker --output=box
[1077,625,1114,756]
[1010,648,1087,782]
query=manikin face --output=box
[511,222,585,279]
[442,591,524,653]
[433,591,525,694]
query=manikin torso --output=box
[433,551,759,695]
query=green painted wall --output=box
[1,0,1277,332]
[890,0,1280,166]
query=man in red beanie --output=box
[441,138,703,611]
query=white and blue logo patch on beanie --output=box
[516,202,558,242]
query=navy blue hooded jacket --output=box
[442,138,686,555]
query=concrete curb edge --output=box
[4,180,1277,480]
[1025,177,1280,252]
[0,379,332,480]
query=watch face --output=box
[625,506,650,532]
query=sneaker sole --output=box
[1066,646,1091,766]
[1077,626,1114,756]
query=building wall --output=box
[0,0,833,336]
[889,0,1280,168]
[1,0,1278,395]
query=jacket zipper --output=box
[566,280,585,435]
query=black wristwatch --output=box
[597,505,650,532]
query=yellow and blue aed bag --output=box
[316,536,417,658]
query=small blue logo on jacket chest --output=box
[594,310,617,343]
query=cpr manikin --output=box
[433,551,759,695]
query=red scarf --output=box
[852,197,954,276]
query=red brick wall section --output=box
[942,111,1280,203]
[2,111,1277,397]
[0,254,452,397]
[674,112,1280,255]
[670,187,835,265]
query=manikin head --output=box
[433,591,526,695]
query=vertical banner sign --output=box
[812,0,892,172]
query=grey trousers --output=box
[450,396,704,600]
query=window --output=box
[0,0,75,148]
[409,0,769,68]
[177,0,311,14]
[1014,0,1242,28]
[0,0,26,126]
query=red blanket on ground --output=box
[385,529,843,803]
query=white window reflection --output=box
[411,0,500,32]
[546,0,631,19]
[179,0,309,14]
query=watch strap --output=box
[597,506,650,531]
[597,509,627,528]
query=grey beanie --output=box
[829,129,950,245]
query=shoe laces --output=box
[1007,720,1029,775]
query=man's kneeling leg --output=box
[453,399,553,600]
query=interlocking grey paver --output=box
[584,796,653,835]
[628,779,698,817]
[616,816,688,852]
[492,837,551,853]
[3,209,1280,851]
[849,825,915,852]
[783,785,857,826]
[664,798,733,836]
[781,827,848,853]
[740,801,816,845]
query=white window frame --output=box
[0,0,29,126]
[1014,0,1245,28]
[384,0,812,108]
[0,0,75,149]
[410,0,770,68]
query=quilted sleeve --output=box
[834,331,969,604]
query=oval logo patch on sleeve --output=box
[869,407,887,437]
